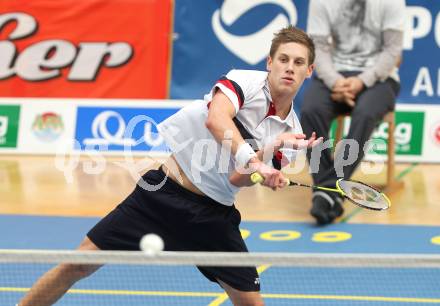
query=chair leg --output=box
[385,112,403,191]
[334,116,344,154]
[387,114,395,187]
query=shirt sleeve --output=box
[307,0,343,88]
[358,30,404,87]
[209,69,265,114]
[306,0,330,36]
[312,34,344,89]
[358,0,405,86]
[382,0,406,31]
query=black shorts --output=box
[87,167,260,292]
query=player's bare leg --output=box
[18,237,101,306]
[218,279,264,306]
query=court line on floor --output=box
[340,162,419,223]
[0,287,219,297]
[207,265,270,306]
[2,287,439,304]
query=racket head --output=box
[336,179,391,211]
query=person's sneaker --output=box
[310,191,334,225]
[310,191,344,225]
[329,195,344,219]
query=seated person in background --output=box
[300,0,405,225]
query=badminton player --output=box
[19,25,321,306]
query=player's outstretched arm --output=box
[229,132,322,189]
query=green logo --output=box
[371,111,424,155]
[0,105,20,148]
[330,111,425,156]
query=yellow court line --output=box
[0,288,27,292]
[0,287,220,298]
[261,293,440,304]
[68,289,219,297]
[256,264,271,274]
[207,264,271,306]
[207,293,229,306]
[1,287,439,303]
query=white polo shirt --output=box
[158,69,303,205]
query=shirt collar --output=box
[263,79,295,128]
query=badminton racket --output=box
[250,173,391,211]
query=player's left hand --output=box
[275,132,323,150]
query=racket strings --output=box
[337,179,390,210]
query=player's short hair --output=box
[270,25,315,65]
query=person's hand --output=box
[331,78,355,107]
[275,132,323,151]
[330,91,356,107]
[248,157,287,191]
[333,78,349,91]
[346,76,365,96]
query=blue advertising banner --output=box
[171,0,308,100]
[171,0,440,106]
[74,106,179,152]
[401,0,440,103]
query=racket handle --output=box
[250,172,264,184]
[250,172,291,185]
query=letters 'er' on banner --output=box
[0,0,173,99]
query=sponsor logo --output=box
[430,121,440,146]
[83,111,136,147]
[371,111,424,155]
[31,112,64,142]
[75,107,180,152]
[330,111,425,156]
[0,12,133,82]
[212,0,297,64]
[0,105,20,148]
[0,116,8,140]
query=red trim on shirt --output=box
[275,150,290,168]
[275,150,283,161]
[265,102,276,118]
[217,79,244,108]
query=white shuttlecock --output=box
[140,233,164,254]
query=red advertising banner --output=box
[0,0,172,99]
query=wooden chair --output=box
[334,111,404,191]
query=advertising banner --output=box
[171,0,309,99]
[0,0,172,99]
[331,104,439,163]
[419,104,440,163]
[0,98,188,155]
[171,0,440,107]
[401,0,440,104]
[74,105,181,153]
[17,101,76,154]
[1,98,440,163]
[0,104,20,148]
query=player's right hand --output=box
[248,158,287,190]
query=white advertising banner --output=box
[17,100,77,154]
[1,98,440,164]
